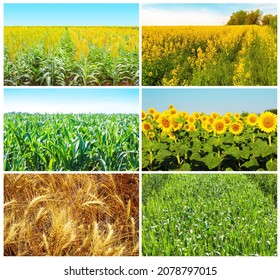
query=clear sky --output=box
[4,4,139,26]
[4,89,139,114]
[143,3,277,25]
[143,88,277,115]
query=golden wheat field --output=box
[4,174,139,256]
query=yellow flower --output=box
[213,119,227,134]
[222,116,232,125]
[148,108,156,115]
[258,112,277,133]
[211,112,220,119]
[157,114,172,133]
[188,115,196,124]
[234,112,240,120]
[142,110,147,120]
[203,122,213,132]
[246,113,258,126]
[200,115,208,122]
[142,121,153,132]
[168,132,176,141]
[229,121,244,135]
[146,131,155,139]
[172,120,182,131]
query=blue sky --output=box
[4,4,139,26]
[143,3,277,25]
[4,89,139,114]
[143,89,277,115]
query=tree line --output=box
[227,9,277,30]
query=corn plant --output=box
[4,113,139,171]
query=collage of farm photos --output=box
[2,1,278,264]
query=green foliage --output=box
[4,113,139,171]
[227,10,247,25]
[4,28,139,86]
[142,126,277,171]
[142,174,277,256]
[227,9,263,25]
[246,174,277,207]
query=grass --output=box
[142,174,277,256]
[4,174,139,256]
[4,113,139,171]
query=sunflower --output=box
[213,119,227,134]
[229,121,244,135]
[234,112,240,120]
[169,108,178,116]
[222,115,232,125]
[246,113,258,126]
[203,122,213,133]
[188,115,196,124]
[168,104,175,109]
[168,132,176,141]
[157,114,172,133]
[153,112,160,121]
[142,110,147,120]
[172,120,183,131]
[200,115,208,122]
[211,112,220,119]
[146,131,155,139]
[148,108,156,115]
[258,112,277,133]
[142,121,153,132]
[192,112,200,119]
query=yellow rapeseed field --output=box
[142,26,277,86]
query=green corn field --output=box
[4,113,139,171]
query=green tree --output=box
[245,9,262,25]
[227,10,247,25]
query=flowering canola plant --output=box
[142,106,277,171]
[142,26,277,86]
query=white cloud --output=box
[142,8,229,26]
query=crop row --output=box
[142,106,277,171]
[4,113,139,171]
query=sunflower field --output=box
[4,26,139,86]
[142,26,277,86]
[142,106,277,171]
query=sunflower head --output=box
[142,110,147,120]
[229,121,244,135]
[142,121,153,132]
[223,116,232,125]
[246,113,258,126]
[213,119,227,134]
[234,112,240,120]
[258,111,277,133]
[157,113,172,133]
[148,108,156,115]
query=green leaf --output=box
[242,157,259,169]
[201,154,222,170]
[178,163,191,171]
[155,149,172,162]
[266,160,277,171]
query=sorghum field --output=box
[4,174,139,256]
[4,113,139,171]
[142,106,277,171]
[142,174,277,256]
[4,26,139,86]
[142,26,277,86]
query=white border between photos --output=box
[0,0,279,280]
